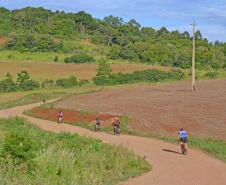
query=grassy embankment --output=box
[0,117,150,185]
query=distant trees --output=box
[0,7,225,70]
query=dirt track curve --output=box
[0,100,226,185]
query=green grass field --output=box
[0,117,150,185]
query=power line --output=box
[191,21,196,91]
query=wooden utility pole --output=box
[191,21,196,91]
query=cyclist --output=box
[112,117,120,135]
[178,128,188,151]
[95,117,102,131]
[57,110,63,124]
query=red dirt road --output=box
[56,79,226,140]
[0,100,226,185]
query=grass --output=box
[70,114,130,134]
[0,86,101,109]
[0,117,150,185]
[0,39,108,63]
[132,132,226,163]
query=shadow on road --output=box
[176,89,192,92]
[162,149,182,155]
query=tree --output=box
[156,27,169,37]
[128,19,141,29]
[103,15,123,27]
[181,31,190,38]
[195,30,202,40]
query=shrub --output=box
[64,54,95,63]
[53,56,59,62]
[93,69,184,85]
[2,133,35,165]
[78,79,89,86]
[19,80,40,91]
[96,59,112,77]
[56,76,77,88]
[0,78,17,92]
[205,71,218,79]
[5,34,63,52]
[41,79,55,88]
[108,45,120,60]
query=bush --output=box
[78,79,89,86]
[96,59,112,77]
[19,80,40,91]
[0,78,17,92]
[2,133,35,165]
[108,45,120,60]
[5,34,63,52]
[205,71,218,79]
[93,69,184,85]
[64,54,95,63]
[53,56,59,62]
[56,76,77,88]
[41,79,55,88]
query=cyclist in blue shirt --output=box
[178,128,188,150]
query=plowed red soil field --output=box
[29,107,117,126]
[56,79,226,140]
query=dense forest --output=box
[0,7,225,69]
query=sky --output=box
[1,0,226,42]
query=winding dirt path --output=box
[0,101,226,185]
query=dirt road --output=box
[0,101,226,185]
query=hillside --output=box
[0,7,225,69]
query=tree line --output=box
[0,7,225,69]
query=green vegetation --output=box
[64,54,95,63]
[0,7,225,71]
[94,68,184,85]
[158,136,226,162]
[0,117,150,185]
[0,71,90,93]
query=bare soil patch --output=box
[29,107,117,126]
[0,37,7,45]
[56,79,226,140]
[0,62,169,81]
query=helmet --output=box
[180,128,184,131]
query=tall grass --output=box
[0,118,150,185]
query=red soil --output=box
[0,37,7,45]
[30,107,118,126]
[55,79,226,140]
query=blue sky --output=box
[1,0,226,42]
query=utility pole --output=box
[191,21,196,91]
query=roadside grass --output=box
[184,69,226,80]
[129,132,226,163]
[69,114,130,134]
[0,117,150,185]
